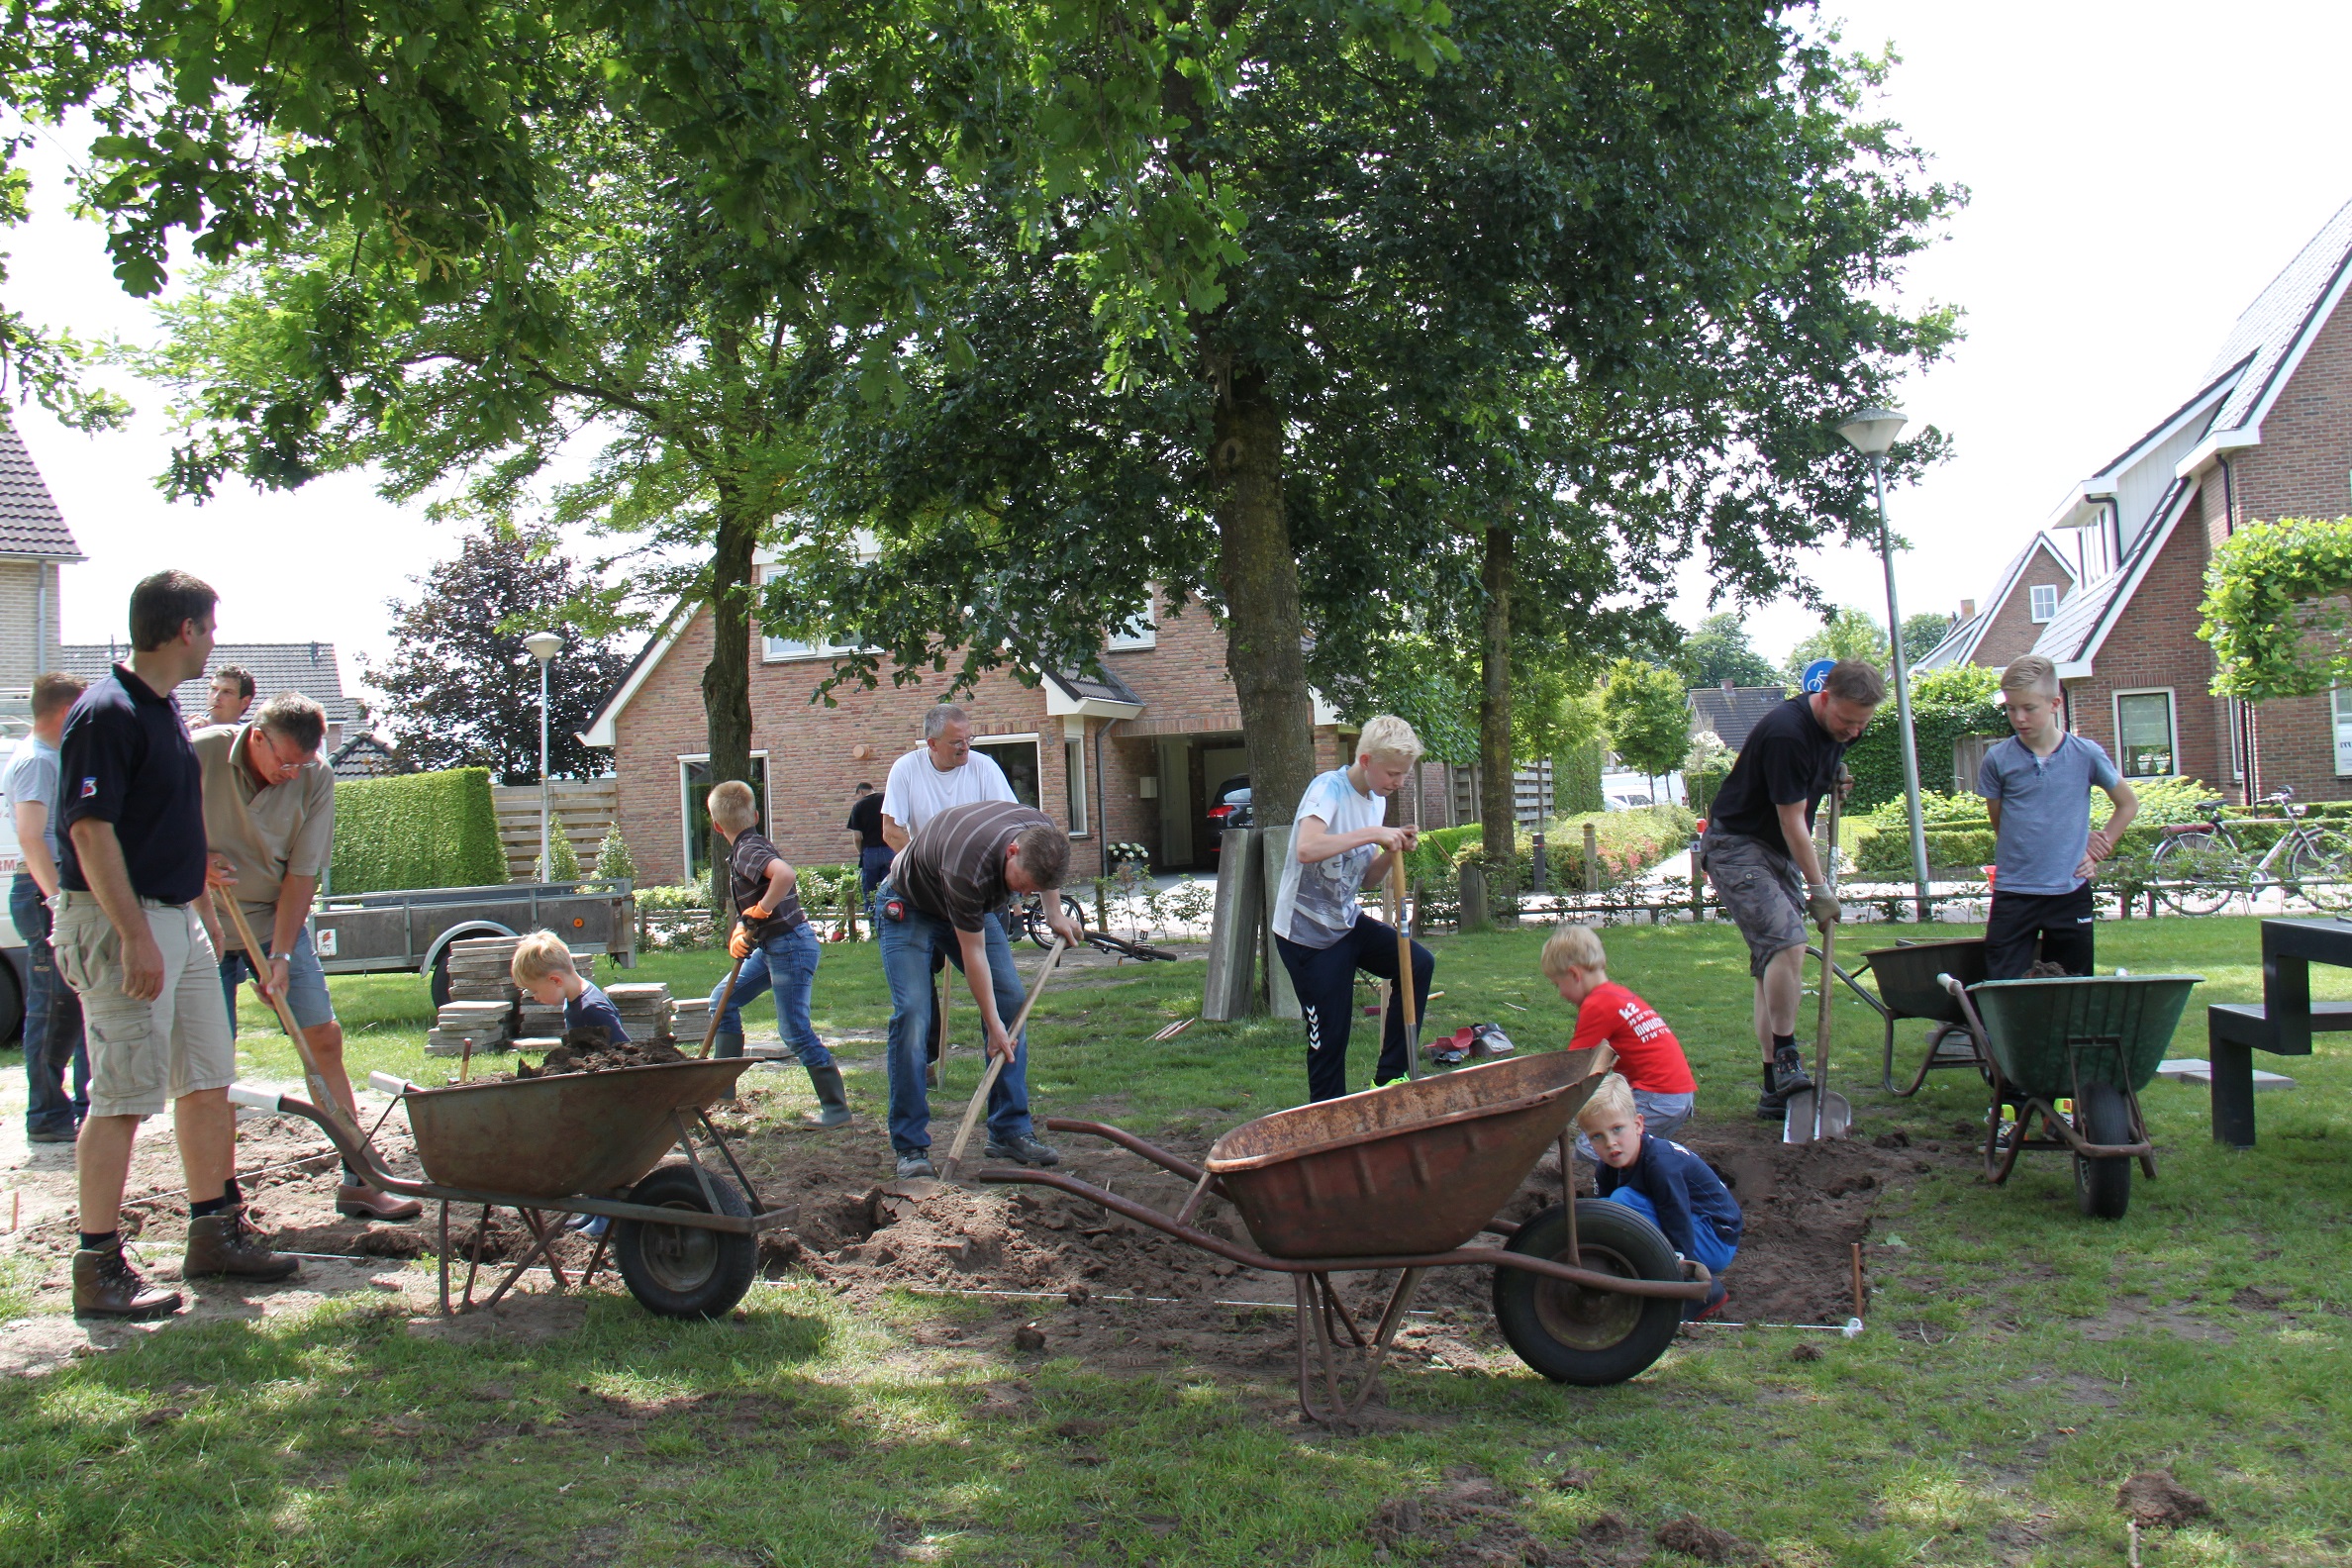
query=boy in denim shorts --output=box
[1698,660,1883,1117]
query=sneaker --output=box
[27,1125,77,1144]
[895,1152,936,1181]
[1372,1073,1413,1090]
[183,1208,300,1282]
[1684,1281,1729,1323]
[73,1246,182,1320]
[983,1133,1061,1168]
[1755,1048,1813,1120]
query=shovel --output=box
[1387,853,1422,1081]
[892,936,1068,1197]
[1785,784,1852,1143]
[211,890,362,1143]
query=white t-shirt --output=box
[882,746,1016,835]
[1270,766,1386,948]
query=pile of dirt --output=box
[1359,1472,1772,1567]
[2116,1470,2212,1529]
[514,1032,689,1078]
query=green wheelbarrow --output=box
[1940,973,2203,1220]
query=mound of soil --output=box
[515,1032,688,1077]
[2116,1470,2212,1528]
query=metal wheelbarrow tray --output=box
[1854,937,1990,1094]
[1939,973,2202,1220]
[974,1048,1711,1423]
[234,1058,794,1320]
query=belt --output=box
[53,888,190,912]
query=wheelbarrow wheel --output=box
[613,1164,757,1319]
[2072,1081,2133,1221]
[1492,1201,1683,1387]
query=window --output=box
[2028,583,2059,623]
[756,565,862,662]
[2335,689,2352,777]
[973,736,1041,809]
[1064,735,1089,835]
[679,754,768,881]
[2113,691,2177,779]
[1107,600,1157,651]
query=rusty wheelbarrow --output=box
[974,1047,1710,1423]
[231,1058,794,1320]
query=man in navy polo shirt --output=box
[51,571,295,1319]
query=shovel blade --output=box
[1781,1089,1853,1143]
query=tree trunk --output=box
[1479,525,1516,870]
[1214,366,1317,827]
[702,487,757,920]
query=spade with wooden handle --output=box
[211,890,360,1141]
[1783,780,1852,1143]
[937,937,1067,1182]
[1388,852,1422,1081]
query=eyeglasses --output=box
[253,729,317,779]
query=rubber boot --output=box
[73,1245,181,1320]
[712,1029,745,1061]
[804,1063,852,1128]
[183,1209,300,1282]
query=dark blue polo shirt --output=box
[57,663,207,905]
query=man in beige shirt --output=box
[195,693,420,1221]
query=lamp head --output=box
[523,632,564,663]
[1836,406,1908,457]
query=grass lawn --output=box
[4,916,2349,1565]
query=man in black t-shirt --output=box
[845,782,891,911]
[1699,660,1884,1118]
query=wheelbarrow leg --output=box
[1340,1268,1428,1421]
[437,1200,453,1317]
[1296,1274,1347,1424]
[2125,1082,2159,1180]
[1323,1278,1370,1350]
[461,1203,494,1311]
[480,1209,566,1312]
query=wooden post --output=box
[1583,822,1600,895]
[1459,862,1491,931]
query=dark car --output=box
[1206,775,1252,853]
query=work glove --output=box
[1806,885,1841,926]
[728,922,753,960]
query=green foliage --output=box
[1901,611,1955,665]
[1856,826,1996,876]
[594,824,637,883]
[1842,663,2007,811]
[1674,614,1782,690]
[1683,730,1736,818]
[790,864,861,920]
[2093,775,2220,829]
[1855,787,2000,833]
[2200,517,2352,699]
[634,884,711,914]
[536,813,581,882]
[1783,607,1891,685]
[1555,737,1606,816]
[332,768,506,893]
[1601,659,1690,781]
[1407,808,1692,896]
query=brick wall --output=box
[0,560,64,689]
[1973,542,2078,668]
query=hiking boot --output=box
[803,1064,852,1128]
[73,1246,182,1320]
[895,1152,936,1181]
[1754,1048,1813,1120]
[183,1209,300,1282]
[983,1133,1061,1167]
[28,1125,77,1144]
[336,1184,424,1222]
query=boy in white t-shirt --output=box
[1270,716,1430,1102]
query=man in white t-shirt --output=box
[1270,715,1431,1102]
[881,704,1016,849]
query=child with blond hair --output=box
[1540,925,1696,1143]
[1574,1072,1737,1321]
[510,930,628,1043]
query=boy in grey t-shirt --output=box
[1269,716,1432,1102]
[1978,656,2137,978]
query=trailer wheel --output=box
[2072,1082,2133,1221]
[1492,1201,1684,1386]
[0,954,22,1047]
[429,947,453,1008]
[614,1164,757,1320]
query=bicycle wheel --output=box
[2291,827,2352,913]
[1022,899,1052,949]
[2150,830,2243,916]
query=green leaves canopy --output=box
[2200,517,2352,701]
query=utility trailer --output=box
[310,878,637,1004]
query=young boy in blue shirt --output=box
[1574,1072,1739,1321]
[1978,655,2138,980]
[510,931,629,1043]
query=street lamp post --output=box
[524,632,564,881]
[1836,406,1932,925]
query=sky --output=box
[10,1,2352,696]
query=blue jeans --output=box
[876,890,1031,1153]
[858,845,894,913]
[1600,1187,1738,1273]
[13,872,88,1134]
[219,921,337,1035]
[710,922,831,1068]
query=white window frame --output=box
[2333,688,2352,778]
[755,564,864,663]
[677,750,770,877]
[1063,732,1090,837]
[972,732,1043,811]
[2028,583,2059,624]
[1107,594,1157,651]
[2111,688,2179,780]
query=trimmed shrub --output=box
[594,823,637,882]
[332,767,507,893]
[537,812,582,881]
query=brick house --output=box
[1913,534,2080,674]
[582,579,1448,883]
[0,414,81,725]
[1922,197,2352,804]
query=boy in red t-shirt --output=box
[1541,925,1697,1144]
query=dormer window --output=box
[2028,583,2059,624]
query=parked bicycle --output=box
[2149,787,2352,915]
[1018,889,1090,949]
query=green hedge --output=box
[332,768,506,893]
[1406,809,1695,896]
[1843,666,2009,812]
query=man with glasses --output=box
[195,692,421,1221]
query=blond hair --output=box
[707,778,759,834]
[1355,714,1423,766]
[2000,654,2060,700]
[1575,1071,1637,1129]
[510,930,578,985]
[1540,924,1608,980]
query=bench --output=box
[2207,919,2352,1147]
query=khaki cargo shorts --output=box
[1699,829,1809,979]
[50,893,237,1119]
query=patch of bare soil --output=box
[1359,1471,1775,1567]
[2115,1470,2212,1529]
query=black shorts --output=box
[1985,884,2096,979]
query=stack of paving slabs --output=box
[517,1002,568,1040]
[428,1001,517,1057]
[445,936,527,1005]
[671,996,711,1038]
[605,983,676,1042]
